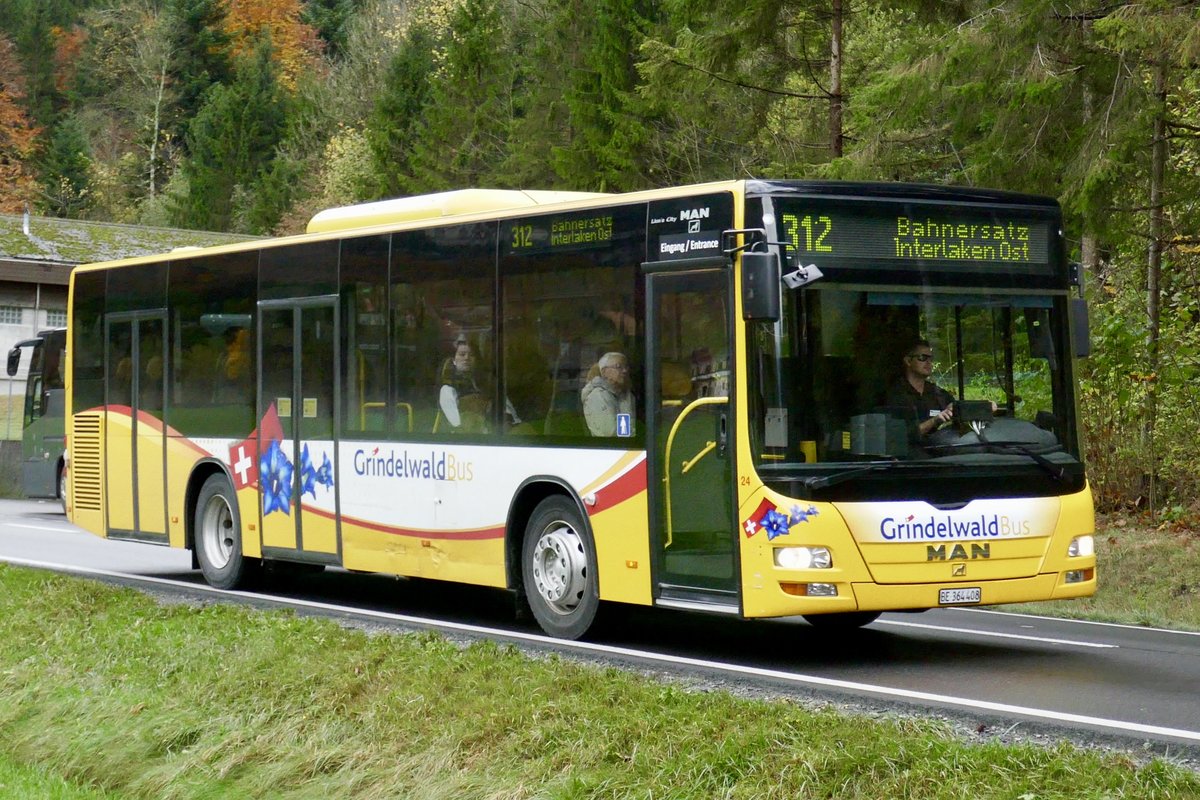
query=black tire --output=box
[802,611,881,629]
[521,495,600,640]
[57,462,67,515]
[194,473,258,589]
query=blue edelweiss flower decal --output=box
[299,444,318,500]
[789,504,820,525]
[261,439,294,516]
[761,508,790,540]
[315,452,334,490]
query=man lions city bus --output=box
[65,181,1095,638]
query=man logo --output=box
[952,563,967,577]
[927,543,991,561]
[688,219,701,233]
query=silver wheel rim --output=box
[200,493,236,571]
[58,469,67,510]
[530,519,588,616]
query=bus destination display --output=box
[502,211,615,255]
[778,205,1053,269]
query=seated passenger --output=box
[439,339,520,433]
[440,340,489,433]
[581,352,635,437]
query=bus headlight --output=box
[774,546,832,570]
[1068,535,1094,558]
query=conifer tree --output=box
[405,0,516,192]
[364,21,435,197]
[165,0,232,141]
[171,39,288,231]
[547,0,657,191]
[39,113,92,217]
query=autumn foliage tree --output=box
[221,0,323,90]
[0,33,41,213]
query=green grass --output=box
[0,752,129,799]
[0,565,1197,799]
[1006,513,1200,631]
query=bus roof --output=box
[306,189,612,234]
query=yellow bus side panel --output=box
[300,508,338,555]
[105,412,135,532]
[136,425,167,535]
[340,520,505,588]
[164,437,199,549]
[235,486,263,559]
[590,492,653,606]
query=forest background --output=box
[2,0,1198,519]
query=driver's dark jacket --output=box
[885,377,954,440]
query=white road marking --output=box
[4,554,1198,745]
[875,619,1118,649]
[8,523,80,534]
[953,606,1200,637]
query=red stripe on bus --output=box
[588,457,648,515]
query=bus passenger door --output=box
[258,301,340,561]
[104,314,167,538]
[647,269,739,609]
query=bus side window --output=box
[341,235,390,437]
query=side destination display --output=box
[501,204,643,257]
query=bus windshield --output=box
[748,285,1083,496]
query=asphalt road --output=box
[2,498,1198,764]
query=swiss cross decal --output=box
[228,440,258,489]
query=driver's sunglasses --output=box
[908,353,934,363]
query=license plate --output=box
[939,587,981,605]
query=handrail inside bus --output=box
[360,402,413,432]
[663,395,728,548]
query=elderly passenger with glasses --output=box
[582,351,635,437]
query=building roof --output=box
[0,214,258,286]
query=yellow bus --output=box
[65,180,1096,638]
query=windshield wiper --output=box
[975,431,1071,483]
[803,461,902,490]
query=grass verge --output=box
[1,564,1197,799]
[0,752,128,799]
[1007,513,1200,630]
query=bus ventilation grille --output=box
[71,413,103,511]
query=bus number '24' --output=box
[783,213,833,254]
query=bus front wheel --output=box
[521,496,599,640]
[194,473,258,590]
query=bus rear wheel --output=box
[194,473,258,590]
[802,611,881,629]
[521,496,599,640]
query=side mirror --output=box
[741,251,780,321]
[1070,298,1090,358]
[6,347,20,377]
